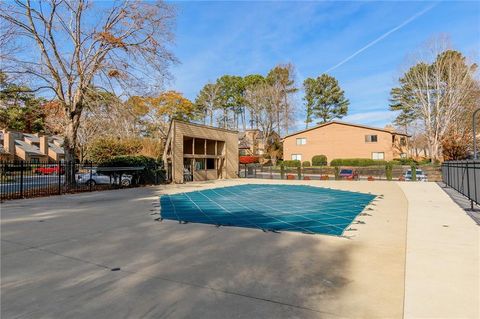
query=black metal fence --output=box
[239,164,442,181]
[442,160,479,207]
[0,161,165,201]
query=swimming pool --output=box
[160,184,376,236]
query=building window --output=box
[291,154,302,161]
[206,158,215,169]
[372,152,384,160]
[400,137,406,146]
[400,153,407,158]
[365,135,378,143]
[194,159,205,170]
[296,138,306,145]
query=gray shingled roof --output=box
[49,142,64,154]
[23,133,40,143]
[15,140,44,155]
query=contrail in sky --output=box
[324,3,438,73]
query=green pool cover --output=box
[160,184,376,236]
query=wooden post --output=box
[191,158,194,182]
[215,140,218,179]
[224,140,227,179]
[204,139,207,179]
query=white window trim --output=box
[372,152,385,160]
[291,154,302,161]
[296,137,306,145]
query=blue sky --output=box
[168,1,479,130]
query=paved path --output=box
[3,180,476,318]
[400,182,480,319]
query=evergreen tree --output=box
[303,74,349,125]
[0,73,45,132]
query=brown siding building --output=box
[163,120,239,183]
[0,130,64,162]
[283,121,409,164]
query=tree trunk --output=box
[276,108,280,134]
[242,106,246,131]
[283,94,289,134]
[63,111,81,186]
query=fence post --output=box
[465,161,473,210]
[20,161,24,198]
[446,162,449,186]
[89,162,93,192]
[474,161,478,205]
[58,162,62,195]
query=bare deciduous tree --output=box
[267,63,297,135]
[1,0,176,182]
[244,83,282,150]
[391,36,478,161]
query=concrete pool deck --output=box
[1,180,478,318]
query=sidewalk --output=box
[399,182,480,319]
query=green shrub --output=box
[392,158,418,166]
[87,137,164,163]
[302,161,311,167]
[386,162,393,181]
[312,155,327,166]
[282,160,301,167]
[411,164,417,181]
[297,166,302,179]
[98,155,164,184]
[98,155,157,167]
[330,158,387,167]
[418,158,432,165]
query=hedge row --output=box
[329,158,388,167]
[311,155,327,166]
[282,160,301,167]
[98,155,158,167]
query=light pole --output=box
[474,108,480,160]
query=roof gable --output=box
[15,140,44,155]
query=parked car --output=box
[338,169,358,180]
[34,165,64,175]
[403,169,428,182]
[76,170,133,186]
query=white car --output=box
[76,170,133,186]
[403,169,428,182]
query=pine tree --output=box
[303,74,349,125]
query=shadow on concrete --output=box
[1,187,353,318]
